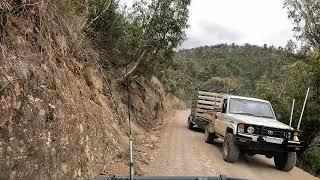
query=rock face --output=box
[0,62,170,179]
[0,1,176,179]
[0,58,128,179]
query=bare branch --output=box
[118,49,148,81]
[0,81,10,93]
[80,0,112,31]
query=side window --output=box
[222,99,228,113]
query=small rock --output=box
[27,95,34,102]
[77,169,81,177]
[144,144,153,148]
[61,163,68,173]
[49,103,56,109]
[40,85,47,90]
[7,146,12,152]
[79,124,84,133]
[39,110,45,116]
[34,98,42,102]
[10,171,16,179]
[12,101,21,110]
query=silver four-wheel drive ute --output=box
[188,90,305,172]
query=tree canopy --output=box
[284,0,320,48]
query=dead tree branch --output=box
[118,49,148,81]
[80,0,112,31]
[0,81,10,93]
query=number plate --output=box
[263,136,284,144]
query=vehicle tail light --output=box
[293,131,300,136]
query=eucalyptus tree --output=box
[284,0,320,48]
[122,0,191,79]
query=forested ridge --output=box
[161,44,298,100]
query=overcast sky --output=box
[121,0,294,49]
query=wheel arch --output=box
[226,127,233,133]
[225,123,237,135]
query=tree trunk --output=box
[118,49,148,81]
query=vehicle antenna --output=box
[297,87,310,130]
[126,66,134,180]
[289,99,295,128]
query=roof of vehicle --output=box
[225,95,271,103]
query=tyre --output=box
[187,116,194,130]
[223,133,240,163]
[205,125,215,144]
[274,152,296,172]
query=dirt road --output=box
[147,110,318,180]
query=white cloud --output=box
[181,0,294,49]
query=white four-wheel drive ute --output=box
[188,90,304,172]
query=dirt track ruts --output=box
[147,110,318,180]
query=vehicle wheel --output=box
[187,116,194,130]
[205,125,215,144]
[223,133,240,163]
[274,152,296,172]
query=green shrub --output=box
[300,147,320,177]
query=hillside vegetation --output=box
[162,44,296,100]
[0,0,188,179]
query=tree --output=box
[285,39,298,53]
[86,0,130,66]
[284,0,320,48]
[255,75,290,123]
[159,69,194,101]
[81,0,112,30]
[202,77,239,93]
[122,0,191,79]
[284,1,320,157]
